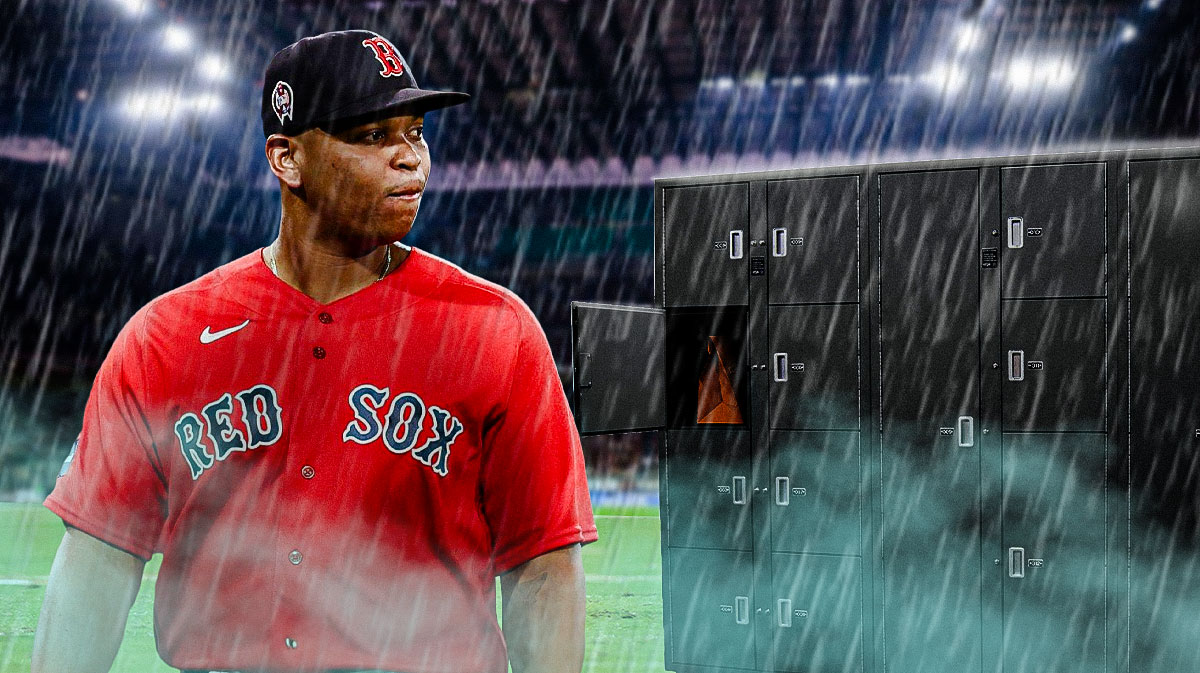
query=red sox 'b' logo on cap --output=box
[272,81,294,125]
[361,36,406,78]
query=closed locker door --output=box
[879,169,983,673]
[769,554,864,673]
[664,428,754,550]
[667,550,757,669]
[998,433,1107,673]
[1001,163,1105,299]
[1000,298,1106,432]
[768,304,859,430]
[769,430,861,556]
[663,183,750,307]
[1129,159,1200,672]
[766,175,860,304]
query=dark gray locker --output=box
[768,431,861,556]
[767,304,859,431]
[879,169,983,673]
[998,433,1107,673]
[1000,298,1106,432]
[667,550,757,670]
[1129,158,1200,673]
[665,428,754,551]
[663,183,750,307]
[571,302,665,434]
[768,554,863,673]
[766,176,860,304]
[1001,164,1106,299]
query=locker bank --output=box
[570,148,1200,673]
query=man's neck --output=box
[265,235,407,304]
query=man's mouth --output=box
[388,185,423,200]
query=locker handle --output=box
[777,599,792,627]
[734,596,750,625]
[1009,547,1026,578]
[772,228,787,257]
[957,416,974,448]
[729,230,744,259]
[1008,350,1025,381]
[773,352,788,382]
[732,475,747,505]
[1008,217,1024,249]
[775,476,790,506]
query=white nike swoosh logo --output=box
[200,319,251,344]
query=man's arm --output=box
[32,526,146,673]
[499,543,586,673]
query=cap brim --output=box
[319,88,470,132]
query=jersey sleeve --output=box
[480,300,598,575]
[44,310,167,560]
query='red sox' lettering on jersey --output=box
[342,384,464,477]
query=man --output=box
[32,30,597,673]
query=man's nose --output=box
[389,138,423,170]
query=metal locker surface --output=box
[767,430,861,555]
[570,302,665,435]
[1000,163,1106,299]
[664,428,754,551]
[768,553,864,673]
[1000,298,1105,432]
[1128,158,1200,673]
[766,175,860,304]
[879,169,983,673]
[663,183,750,307]
[997,433,1107,673]
[667,550,757,670]
[767,304,859,430]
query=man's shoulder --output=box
[124,250,263,339]
[413,248,537,328]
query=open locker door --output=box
[570,301,665,435]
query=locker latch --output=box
[1008,350,1025,381]
[734,596,750,625]
[1007,217,1024,249]
[772,228,788,257]
[777,599,792,627]
[957,416,974,448]
[732,476,747,505]
[729,230,744,259]
[773,352,788,382]
[775,476,790,506]
[1008,547,1025,578]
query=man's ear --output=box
[265,134,303,189]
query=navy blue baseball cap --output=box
[261,29,470,137]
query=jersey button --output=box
[288,550,303,565]
[284,637,298,649]
[318,312,333,324]
[301,465,315,479]
[312,346,326,359]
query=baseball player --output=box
[32,30,597,673]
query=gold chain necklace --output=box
[266,243,392,282]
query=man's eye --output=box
[410,126,424,141]
[361,129,386,142]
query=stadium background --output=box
[0,1,1198,669]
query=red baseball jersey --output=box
[45,244,597,673]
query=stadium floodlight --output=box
[1144,0,1163,8]
[956,23,983,52]
[119,88,224,122]
[112,0,151,16]
[844,75,870,87]
[1005,57,1077,92]
[715,76,735,91]
[817,74,840,88]
[789,76,806,86]
[921,63,967,94]
[1120,23,1139,43]
[162,24,194,53]
[197,53,230,81]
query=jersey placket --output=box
[270,307,337,659]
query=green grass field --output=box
[0,502,665,673]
